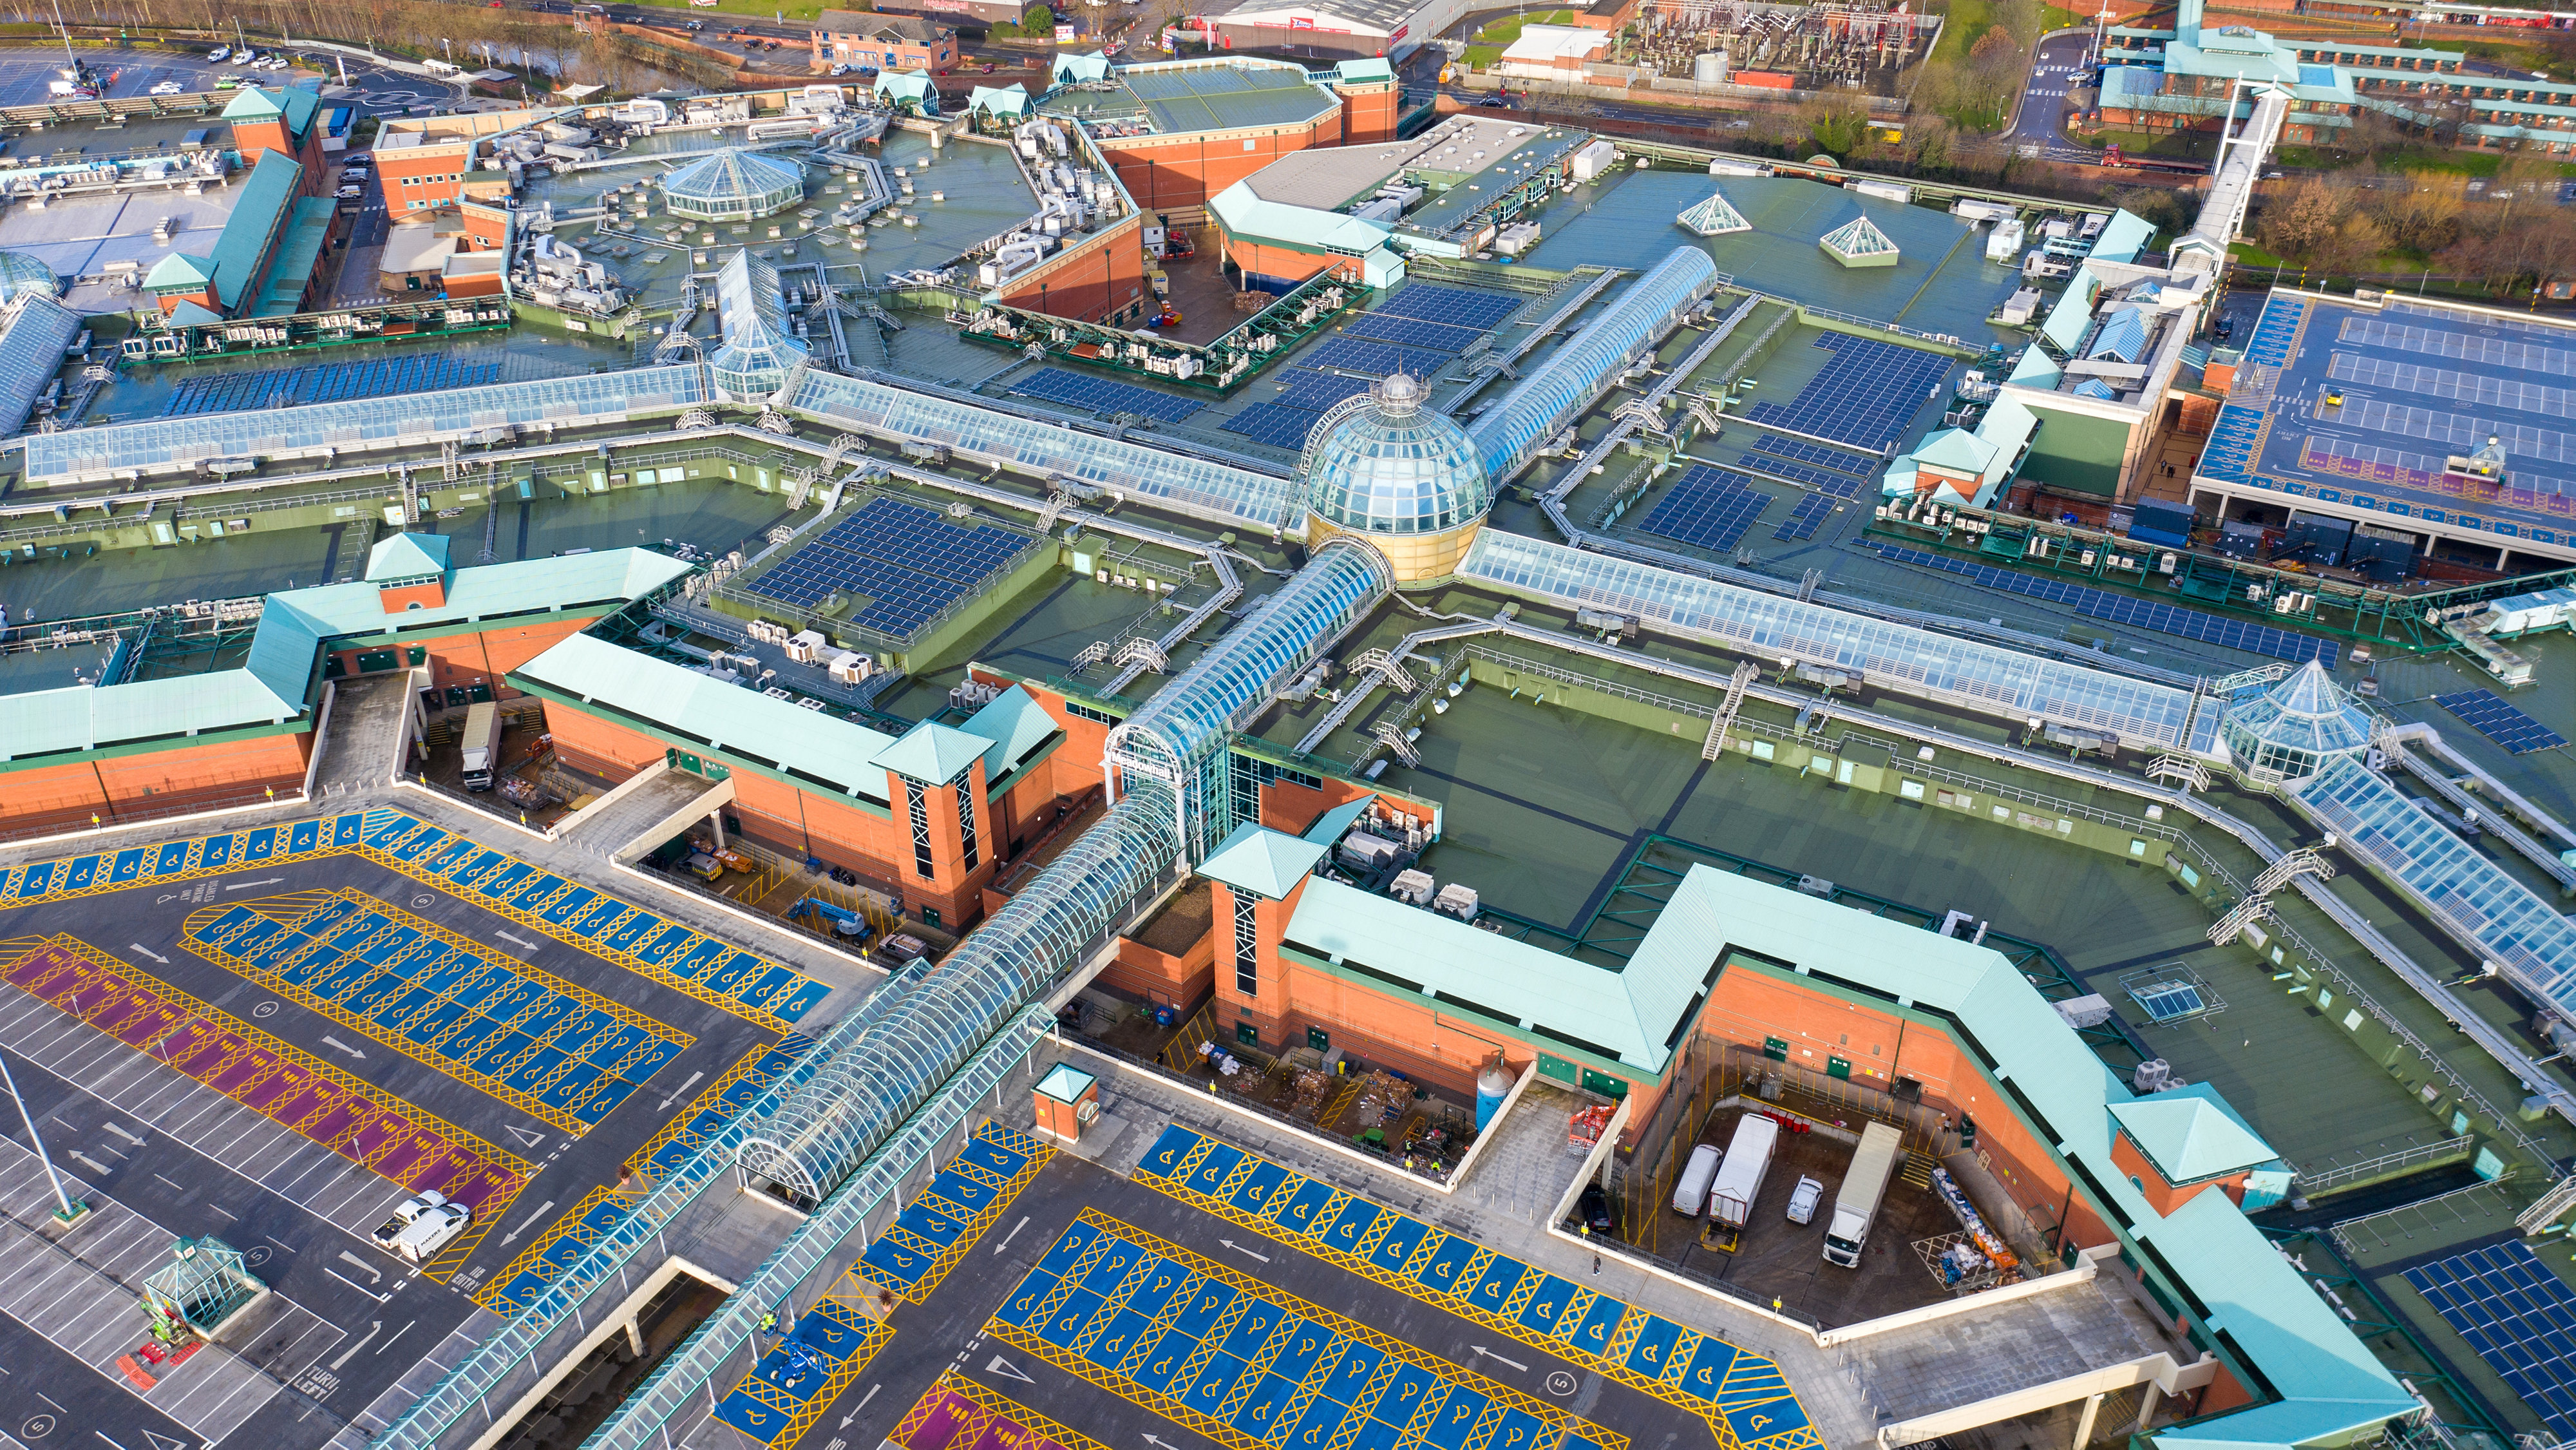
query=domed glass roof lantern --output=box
[1301,373,1494,537]
[659,147,806,222]
[2219,660,2375,785]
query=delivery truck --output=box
[459,702,502,791]
[1704,1113,1779,1251]
[1823,1121,1904,1268]
[372,1191,470,1264]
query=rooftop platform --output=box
[1042,58,1340,138]
[2199,292,2576,551]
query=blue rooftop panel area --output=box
[2207,293,2576,542]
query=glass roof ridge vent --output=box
[1468,245,1718,481]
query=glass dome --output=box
[0,250,59,303]
[1303,373,1494,537]
[2219,660,2375,784]
[660,148,806,222]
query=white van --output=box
[1672,1143,1723,1216]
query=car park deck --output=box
[0,807,829,1450]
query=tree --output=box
[2257,177,2349,262]
[1801,95,1870,158]
[2312,212,2392,280]
[2374,179,2463,255]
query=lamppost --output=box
[0,1048,88,1225]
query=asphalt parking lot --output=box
[774,1126,1790,1450]
[0,45,458,113]
[0,811,815,1450]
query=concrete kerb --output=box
[0,791,316,859]
[301,681,340,801]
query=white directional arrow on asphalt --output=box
[838,1384,881,1426]
[500,1201,558,1247]
[142,1431,192,1450]
[985,1356,1036,1384]
[1470,1346,1529,1373]
[501,1125,545,1149]
[320,1035,367,1060]
[1220,1240,1270,1263]
[992,1216,1028,1255]
[656,1072,705,1112]
[331,1322,382,1370]
[336,1250,383,1284]
[102,1123,146,1147]
[222,878,286,892]
[129,944,169,964]
[496,930,539,951]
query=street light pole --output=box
[0,1049,86,1224]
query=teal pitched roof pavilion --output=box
[1199,823,1327,901]
[368,532,452,582]
[2110,1086,2278,1185]
[956,685,1061,785]
[873,720,994,785]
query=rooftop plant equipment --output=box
[142,1237,262,1342]
[1819,214,1900,268]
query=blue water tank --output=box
[1475,1064,1515,1130]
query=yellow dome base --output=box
[1305,513,1484,588]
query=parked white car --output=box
[1785,1175,1825,1225]
[150,80,185,94]
[205,46,229,62]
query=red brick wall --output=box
[2110,1132,2248,1216]
[0,732,312,837]
[999,218,1149,324]
[1226,238,1356,291]
[1333,82,1399,143]
[1095,113,1345,214]
[379,145,473,215]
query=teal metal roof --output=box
[2090,209,2157,264]
[1199,823,1326,901]
[145,251,216,291]
[2110,1087,2277,1184]
[369,531,452,580]
[1335,58,1395,82]
[222,85,285,119]
[957,684,1060,783]
[254,196,336,318]
[1209,180,1394,256]
[1913,427,1997,477]
[207,151,303,310]
[872,720,991,785]
[1301,794,1375,845]
[515,632,898,801]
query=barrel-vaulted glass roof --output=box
[2302,752,2576,1013]
[710,250,808,400]
[1459,530,2201,749]
[23,366,711,483]
[789,370,1298,531]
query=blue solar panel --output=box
[1773,493,1834,542]
[1343,313,1486,351]
[1749,435,1873,477]
[1745,335,1951,453]
[746,496,1033,638]
[2128,980,2205,1022]
[2434,689,2568,754]
[1268,370,1376,414]
[166,356,505,417]
[1875,546,2339,667]
[1220,403,1323,450]
[1370,284,1522,331]
[1007,367,1202,423]
[1733,452,1866,498]
[2407,1241,2576,1439]
[1639,465,1770,552]
[1303,336,1446,378]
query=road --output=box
[2002,30,2103,164]
[0,44,459,115]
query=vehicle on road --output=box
[206,46,229,61]
[336,185,365,199]
[374,1192,470,1263]
[151,80,185,94]
[459,701,504,791]
[1704,1113,1779,1252]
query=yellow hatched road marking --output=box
[891,1370,1125,1450]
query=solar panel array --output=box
[745,496,1032,638]
[167,356,505,417]
[1735,451,1866,499]
[1344,312,1486,352]
[2406,1241,2576,1438]
[1747,336,1951,453]
[1271,371,1378,413]
[1640,465,1770,552]
[1305,336,1448,379]
[1009,367,1202,423]
[1875,546,2340,667]
[1222,404,1325,451]
[2128,980,2206,1022]
[2434,689,2569,754]
[1773,493,1834,542]
[1750,436,1871,477]
[1372,285,1524,331]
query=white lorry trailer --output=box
[459,701,502,791]
[1823,1121,1904,1267]
[1705,1113,1779,1251]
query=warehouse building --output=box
[1046,57,1399,213]
[1183,0,1465,61]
